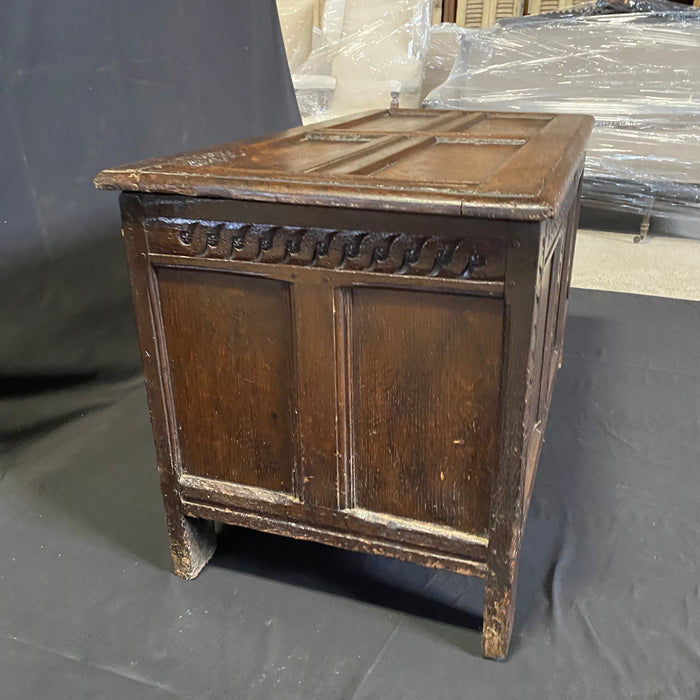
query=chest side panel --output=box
[521,178,582,516]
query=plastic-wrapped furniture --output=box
[284,0,431,122]
[425,3,700,237]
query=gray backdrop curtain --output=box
[0,0,300,387]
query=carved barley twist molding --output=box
[152,219,493,279]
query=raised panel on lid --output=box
[327,111,449,133]
[374,140,521,184]
[156,268,296,492]
[462,116,553,137]
[243,133,382,173]
[350,287,503,536]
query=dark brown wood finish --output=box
[483,223,540,659]
[120,194,217,579]
[351,287,502,536]
[96,109,593,220]
[156,268,296,491]
[99,109,592,659]
[290,282,341,509]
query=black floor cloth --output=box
[1,288,698,698]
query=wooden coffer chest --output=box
[96,109,592,659]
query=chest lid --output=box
[95,109,593,220]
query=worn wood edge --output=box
[474,116,593,221]
[146,255,506,297]
[522,424,544,522]
[182,498,489,578]
[541,199,571,265]
[482,221,541,660]
[94,110,386,189]
[459,199,553,221]
[349,508,489,548]
[96,173,468,217]
[98,175,558,220]
[169,517,217,580]
[531,118,593,224]
[179,475,488,563]
[139,194,513,240]
[179,474,299,507]
[119,192,217,579]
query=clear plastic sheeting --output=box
[421,23,471,101]
[283,0,431,123]
[586,118,700,221]
[277,0,316,70]
[424,2,700,229]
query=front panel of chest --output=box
[141,198,509,543]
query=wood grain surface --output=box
[351,287,502,536]
[156,268,296,492]
[96,109,593,220]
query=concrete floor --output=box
[572,230,700,302]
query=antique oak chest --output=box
[96,109,593,659]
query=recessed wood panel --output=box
[330,111,447,132]
[462,116,552,137]
[531,252,553,425]
[241,134,382,173]
[539,239,564,419]
[156,268,296,491]
[350,287,503,536]
[376,141,521,183]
